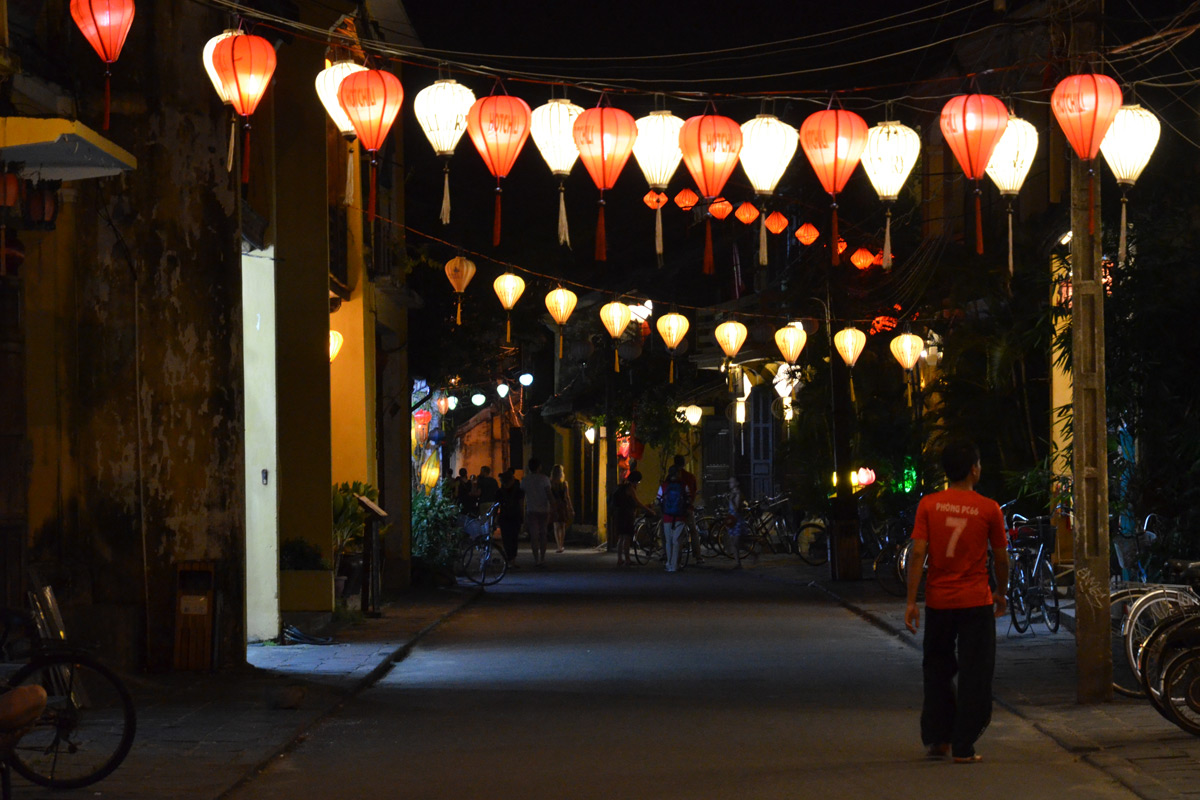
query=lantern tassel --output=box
[849,374,856,404]
[974,189,983,255]
[368,161,377,219]
[830,203,840,266]
[558,182,570,247]
[103,68,111,131]
[758,214,768,267]
[613,349,620,373]
[669,360,675,384]
[506,315,511,344]
[345,146,355,207]
[440,163,451,226]
[493,188,502,247]
[227,117,236,174]
[1088,168,1096,237]
[655,205,664,265]
[883,207,893,270]
[242,124,251,186]
[906,380,912,408]
[558,329,563,359]
[456,297,462,326]
[703,218,714,275]
[1119,194,1128,266]
[1007,205,1014,277]
[595,200,606,261]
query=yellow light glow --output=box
[735,399,746,425]
[834,327,866,367]
[584,427,596,444]
[329,330,344,362]
[714,320,748,359]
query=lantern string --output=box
[440,162,451,226]
[595,198,606,261]
[883,206,893,269]
[1119,194,1128,266]
[557,182,570,247]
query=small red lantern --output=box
[709,198,733,220]
[674,188,699,211]
[436,396,450,416]
[939,93,1008,254]
[1051,74,1122,235]
[573,104,638,261]
[735,202,759,225]
[413,409,432,448]
[467,92,532,246]
[837,238,848,254]
[643,190,667,210]
[850,247,874,270]
[800,108,867,266]
[70,0,135,130]
[212,34,277,186]
[765,211,788,235]
[679,113,743,274]
[339,69,405,219]
[873,251,884,266]
[795,223,819,246]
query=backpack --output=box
[661,480,686,517]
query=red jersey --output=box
[911,488,1006,609]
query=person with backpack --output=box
[656,464,692,573]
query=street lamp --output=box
[518,372,534,387]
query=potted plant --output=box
[332,481,388,596]
[411,479,461,586]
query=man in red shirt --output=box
[905,440,1008,764]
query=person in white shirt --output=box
[522,458,554,568]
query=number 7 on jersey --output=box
[944,516,968,557]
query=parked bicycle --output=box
[1006,513,1059,633]
[455,503,507,585]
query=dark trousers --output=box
[499,520,521,561]
[921,604,996,758]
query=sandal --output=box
[953,755,983,764]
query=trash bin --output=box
[174,560,215,671]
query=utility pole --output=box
[1069,0,1112,704]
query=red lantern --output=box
[850,247,874,270]
[1052,74,1122,235]
[413,409,432,448]
[338,69,404,219]
[939,93,1008,254]
[70,0,135,131]
[799,109,868,265]
[674,188,698,211]
[0,174,18,208]
[679,113,743,274]
[735,202,759,225]
[709,198,733,220]
[212,34,277,186]
[467,92,532,247]
[643,191,667,210]
[764,211,788,235]
[573,104,638,261]
[837,238,848,254]
[795,223,819,246]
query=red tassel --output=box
[595,201,607,261]
[703,219,714,275]
[103,69,111,131]
[242,125,251,186]
[830,205,840,266]
[368,162,377,219]
[974,191,984,255]
[456,298,462,326]
[493,189,502,247]
[614,349,620,373]
[1088,170,1095,236]
[558,330,563,359]
[669,361,675,383]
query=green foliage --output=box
[411,480,461,572]
[332,481,387,574]
[279,537,327,571]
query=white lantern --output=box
[984,115,1039,276]
[315,60,368,138]
[600,301,632,373]
[413,79,477,225]
[1101,104,1161,265]
[633,111,685,261]
[530,99,584,246]
[774,323,807,365]
[496,382,510,399]
[861,120,919,269]
[684,405,703,426]
[834,327,866,367]
[714,321,748,359]
[890,333,924,371]
[204,30,240,105]
[740,114,799,266]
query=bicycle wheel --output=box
[1125,589,1200,685]
[1008,561,1032,633]
[874,542,905,597]
[1034,559,1060,632]
[479,541,507,585]
[631,520,658,565]
[1112,587,1154,697]
[7,652,136,789]
[1138,612,1200,716]
[794,522,829,566]
[770,514,794,554]
[696,516,725,558]
[1161,650,1200,736]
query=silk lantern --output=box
[212,34,277,187]
[890,331,924,406]
[674,188,698,211]
[709,198,732,220]
[315,60,368,206]
[633,111,685,263]
[414,79,477,225]
[329,330,344,362]
[850,248,874,270]
[573,103,638,261]
[861,120,919,269]
[644,191,667,210]
[795,223,819,246]
[800,108,868,266]
[600,301,632,373]
[493,272,525,343]
[545,286,578,358]
[715,319,748,394]
[530,98,584,246]
[984,115,1038,275]
[444,256,476,325]
[834,325,866,403]
[740,114,798,265]
[467,92,532,246]
[656,311,690,383]
[775,323,807,365]
[339,69,404,219]
[765,211,788,235]
[70,0,135,130]
[1100,105,1160,265]
[679,113,743,274]
[736,202,759,225]
[1052,74,1122,237]
[940,93,1008,254]
[203,30,239,106]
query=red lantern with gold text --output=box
[573,103,638,261]
[735,202,758,225]
[674,188,698,211]
[795,223,819,246]
[467,92,532,247]
[799,108,867,266]
[939,93,1008,254]
[850,247,874,270]
[1051,74,1122,236]
[679,113,743,274]
[212,34,277,187]
[339,69,404,219]
[709,198,732,220]
[70,0,135,131]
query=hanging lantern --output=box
[656,311,690,383]
[764,211,788,235]
[891,331,923,406]
[419,451,440,491]
[850,247,874,270]
[643,191,667,210]
[329,330,344,362]
[714,320,748,359]
[632,110,685,264]
[861,120,919,269]
[212,33,277,187]
[467,92,532,246]
[413,409,432,448]
[573,104,638,261]
[939,93,1008,254]
[674,188,698,211]
[316,60,369,138]
[740,114,798,266]
[775,324,807,365]
[444,256,476,325]
[795,223,819,246]
[735,202,759,225]
[436,396,450,416]
[339,69,404,219]
[709,198,733,220]
[683,405,703,426]
[530,98,584,245]
[834,326,866,367]
[1100,105,1160,266]
[414,79,477,226]
[984,115,1039,276]
[493,272,525,343]
[837,238,848,255]
[1052,74,1122,239]
[70,0,135,130]
[800,108,868,266]
[203,30,239,106]
[545,286,578,358]
[599,301,632,373]
[679,113,743,274]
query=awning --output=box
[0,117,136,181]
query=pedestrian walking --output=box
[550,464,574,554]
[726,476,750,569]
[614,470,654,567]
[522,458,554,568]
[674,455,703,563]
[476,465,500,511]
[904,439,1009,764]
[495,470,524,567]
[657,465,692,573]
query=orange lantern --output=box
[493,272,525,343]
[413,409,432,448]
[799,108,867,266]
[764,211,788,235]
[339,69,404,219]
[599,301,632,373]
[837,238,848,255]
[795,223,819,246]
[735,202,759,225]
[70,0,135,131]
[444,256,476,325]
[643,191,667,210]
[679,113,743,274]
[656,311,690,383]
[709,198,732,220]
[939,93,1008,254]
[573,104,638,261]
[850,248,874,270]
[212,34,277,186]
[467,92,532,246]
[545,286,578,358]
[674,188,699,211]
[1052,74,1122,235]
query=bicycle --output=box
[455,504,507,585]
[791,513,830,567]
[1113,513,1161,584]
[1006,515,1059,634]
[631,513,690,570]
[0,585,136,790]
